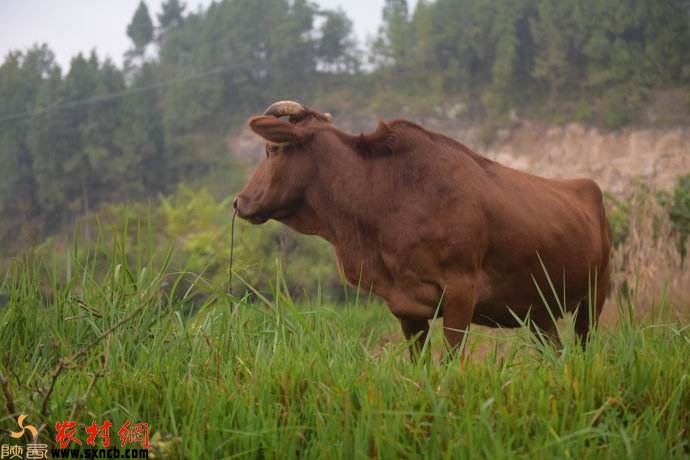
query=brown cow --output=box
[234,100,611,356]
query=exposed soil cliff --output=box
[485,122,690,193]
[229,117,690,193]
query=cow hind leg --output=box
[574,267,610,348]
[574,303,598,348]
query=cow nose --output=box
[233,195,250,216]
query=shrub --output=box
[601,84,642,130]
[669,174,690,259]
[30,185,343,304]
[605,193,630,247]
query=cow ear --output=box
[248,116,307,144]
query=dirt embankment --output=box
[229,117,690,193]
[485,122,690,193]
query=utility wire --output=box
[0,61,248,125]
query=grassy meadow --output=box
[0,214,688,459]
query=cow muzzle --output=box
[233,195,269,224]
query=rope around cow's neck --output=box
[229,208,237,300]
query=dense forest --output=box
[1,0,689,253]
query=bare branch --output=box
[0,370,17,416]
[40,302,148,419]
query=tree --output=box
[127,1,154,52]
[27,56,70,226]
[157,0,186,42]
[670,174,690,259]
[82,58,126,202]
[116,63,166,196]
[267,0,318,96]
[530,0,573,100]
[54,53,99,215]
[0,48,50,240]
[372,0,410,68]
[317,9,357,73]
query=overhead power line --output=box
[0,62,247,125]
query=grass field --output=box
[0,235,689,459]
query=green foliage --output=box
[601,84,643,130]
[157,0,185,33]
[317,9,357,73]
[35,185,342,301]
[115,62,166,196]
[606,181,690,261]
[127,1,154,51]
[367,0,690,122]
[157,186,340,300]
[605,193,631,248]
[669,174,690,258]
[0,47,47,240]
[373,0,410,67]
[573,99,593,123]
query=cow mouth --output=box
[236,202,300,225]
[234,205,269,224]
[247,215,269,224]
[237,211,269,224]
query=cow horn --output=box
[263,100,306,118]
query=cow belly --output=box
[471,263,597,328]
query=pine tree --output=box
[83,58,126,202]
[157,0,186,42]
[127,1,154,52]
[373,0,410,68]
[27,58,70,227]
[318,9,357,73]
[116,63,165,196]
[0,50,43,240]
[58,53,98,216]
[158,0,185,29]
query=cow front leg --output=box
[400,318,429,361]
[442,287,476,361]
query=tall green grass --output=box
[0,224,688,459]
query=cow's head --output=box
[233,101,332,226]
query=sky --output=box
[0,0,415,70]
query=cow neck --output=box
[305,147,391,248]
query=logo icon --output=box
[10,414,37,439]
